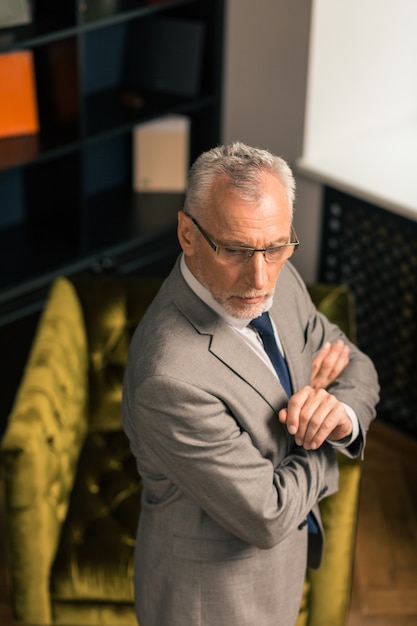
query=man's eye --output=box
[224,247,247,257]
[267,247,284,258]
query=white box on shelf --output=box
[0,0,31,28]
[133,115,190,193]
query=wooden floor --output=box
[1,418,417,625]
[347,420,417,626]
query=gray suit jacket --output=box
[122,259,378,626]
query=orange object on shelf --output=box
[0,50,39,138]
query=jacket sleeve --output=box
[125,374,339,550]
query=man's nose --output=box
[246,251,268,288]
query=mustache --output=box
[232,291,270,299]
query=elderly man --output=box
[122,142,379,626]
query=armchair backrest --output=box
[1,277,89,623]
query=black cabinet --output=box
[0,0,224,322]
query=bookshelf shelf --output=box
[0,0,224,322]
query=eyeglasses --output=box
[186,213,299,265]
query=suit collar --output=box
[168,257,219,334]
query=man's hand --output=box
[310,339,350,389]
[279,340,351,449]
[278,339,352,450]
[279,386,353,450]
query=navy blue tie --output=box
[249,312,293,396]
[249,312,319,535]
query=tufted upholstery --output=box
[1,274,360,626]
[1,275,161,625]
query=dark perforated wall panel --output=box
[320,187,417,437]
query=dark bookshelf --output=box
[0,0,224,324]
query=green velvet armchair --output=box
[1,274,360,626]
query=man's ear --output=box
[177,211,195,254]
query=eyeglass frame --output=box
[184,212,300,263]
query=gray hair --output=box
[183,141,296,218]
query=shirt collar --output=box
[179,253,273,330]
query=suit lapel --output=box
[209,322,288,409]
[269,306,305,394]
